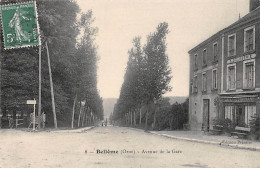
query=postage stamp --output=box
[1,1,41,49]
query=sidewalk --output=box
[149,130,260,152]
[51,126,94,133]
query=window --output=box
[243,60,255,89]
[245,104,256,126]
[244,26,255,52]
[225,105,234,122]
[213,42,218,61]
[194,54,198,69]
[193,76,198,92]
[212,69,217,89]
[202,72,207,92]
[202,49,207,65]
[228,34,236,56]
[227,64,236,90]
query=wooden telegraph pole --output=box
[38,45,42,127]
[71,94,77,128]
[46,41,57,129]
[33,98,36,131]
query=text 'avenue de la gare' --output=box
[85,149,183,154]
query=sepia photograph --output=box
[0,0,260,168]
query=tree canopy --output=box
[0,0,103,127]
[113,22,172,129]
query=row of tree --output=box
[0,0,103,128]
[112,22,175,130]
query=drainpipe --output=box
[221,34,225,93]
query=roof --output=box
[188,6,260,54]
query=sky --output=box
[76,0,249,98]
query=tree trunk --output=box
[139,107,142,125]
[89,109,92,126]
[125,113,127,125]
[153,105,157,130]
[87,107,90,125]
[71,94,77,128]
[177,113,180,129]
[125,113,127,126]
[134,110,136,126]
[86,107,89,126]
[169,119,172,130]
[145,113,148,131]
[82,106,86,127]
[129,113,131,126]
[92,114,94,126]
[90,110,93,126]
[130,109,133,126]
[82,102,87,127]
[145,102,149,131]
[77,101,82,127]
[170,118,173,130]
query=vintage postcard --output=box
[0,0,260,168]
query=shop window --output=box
[243,60,255,89]
[244,26,255,52]
[225,105,234,122]
[228,34,236,57]
[227,64,236,90]
[245,104,256,126]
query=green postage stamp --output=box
[1,1,41,49]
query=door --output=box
[236,105,245,127]
[203,99,210,131]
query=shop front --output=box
[219,94,259,128]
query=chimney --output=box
[250,0,260,12]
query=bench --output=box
[231,126,250,139]
[210,125,224,135]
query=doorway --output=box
[203,99,210,131]
[236,105,245,127]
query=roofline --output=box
[188,7,260,54]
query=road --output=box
[0,126,260,168]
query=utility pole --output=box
[71,94,77,128]
[38,45,42,124]
[33,99,36,131]
[46,41,57,129]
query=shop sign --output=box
[227,53,256,64]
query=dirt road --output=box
[0,126,260,167]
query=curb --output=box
[51,126,95,133]
[81,126,95,133]
[124,126,148,133]
[149,131,260,152]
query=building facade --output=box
[189,0,260,131]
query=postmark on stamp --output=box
[1,1,41,49]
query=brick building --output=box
[189,0,260,131]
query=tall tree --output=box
[143,22,172,130]
[113,22,172,130]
